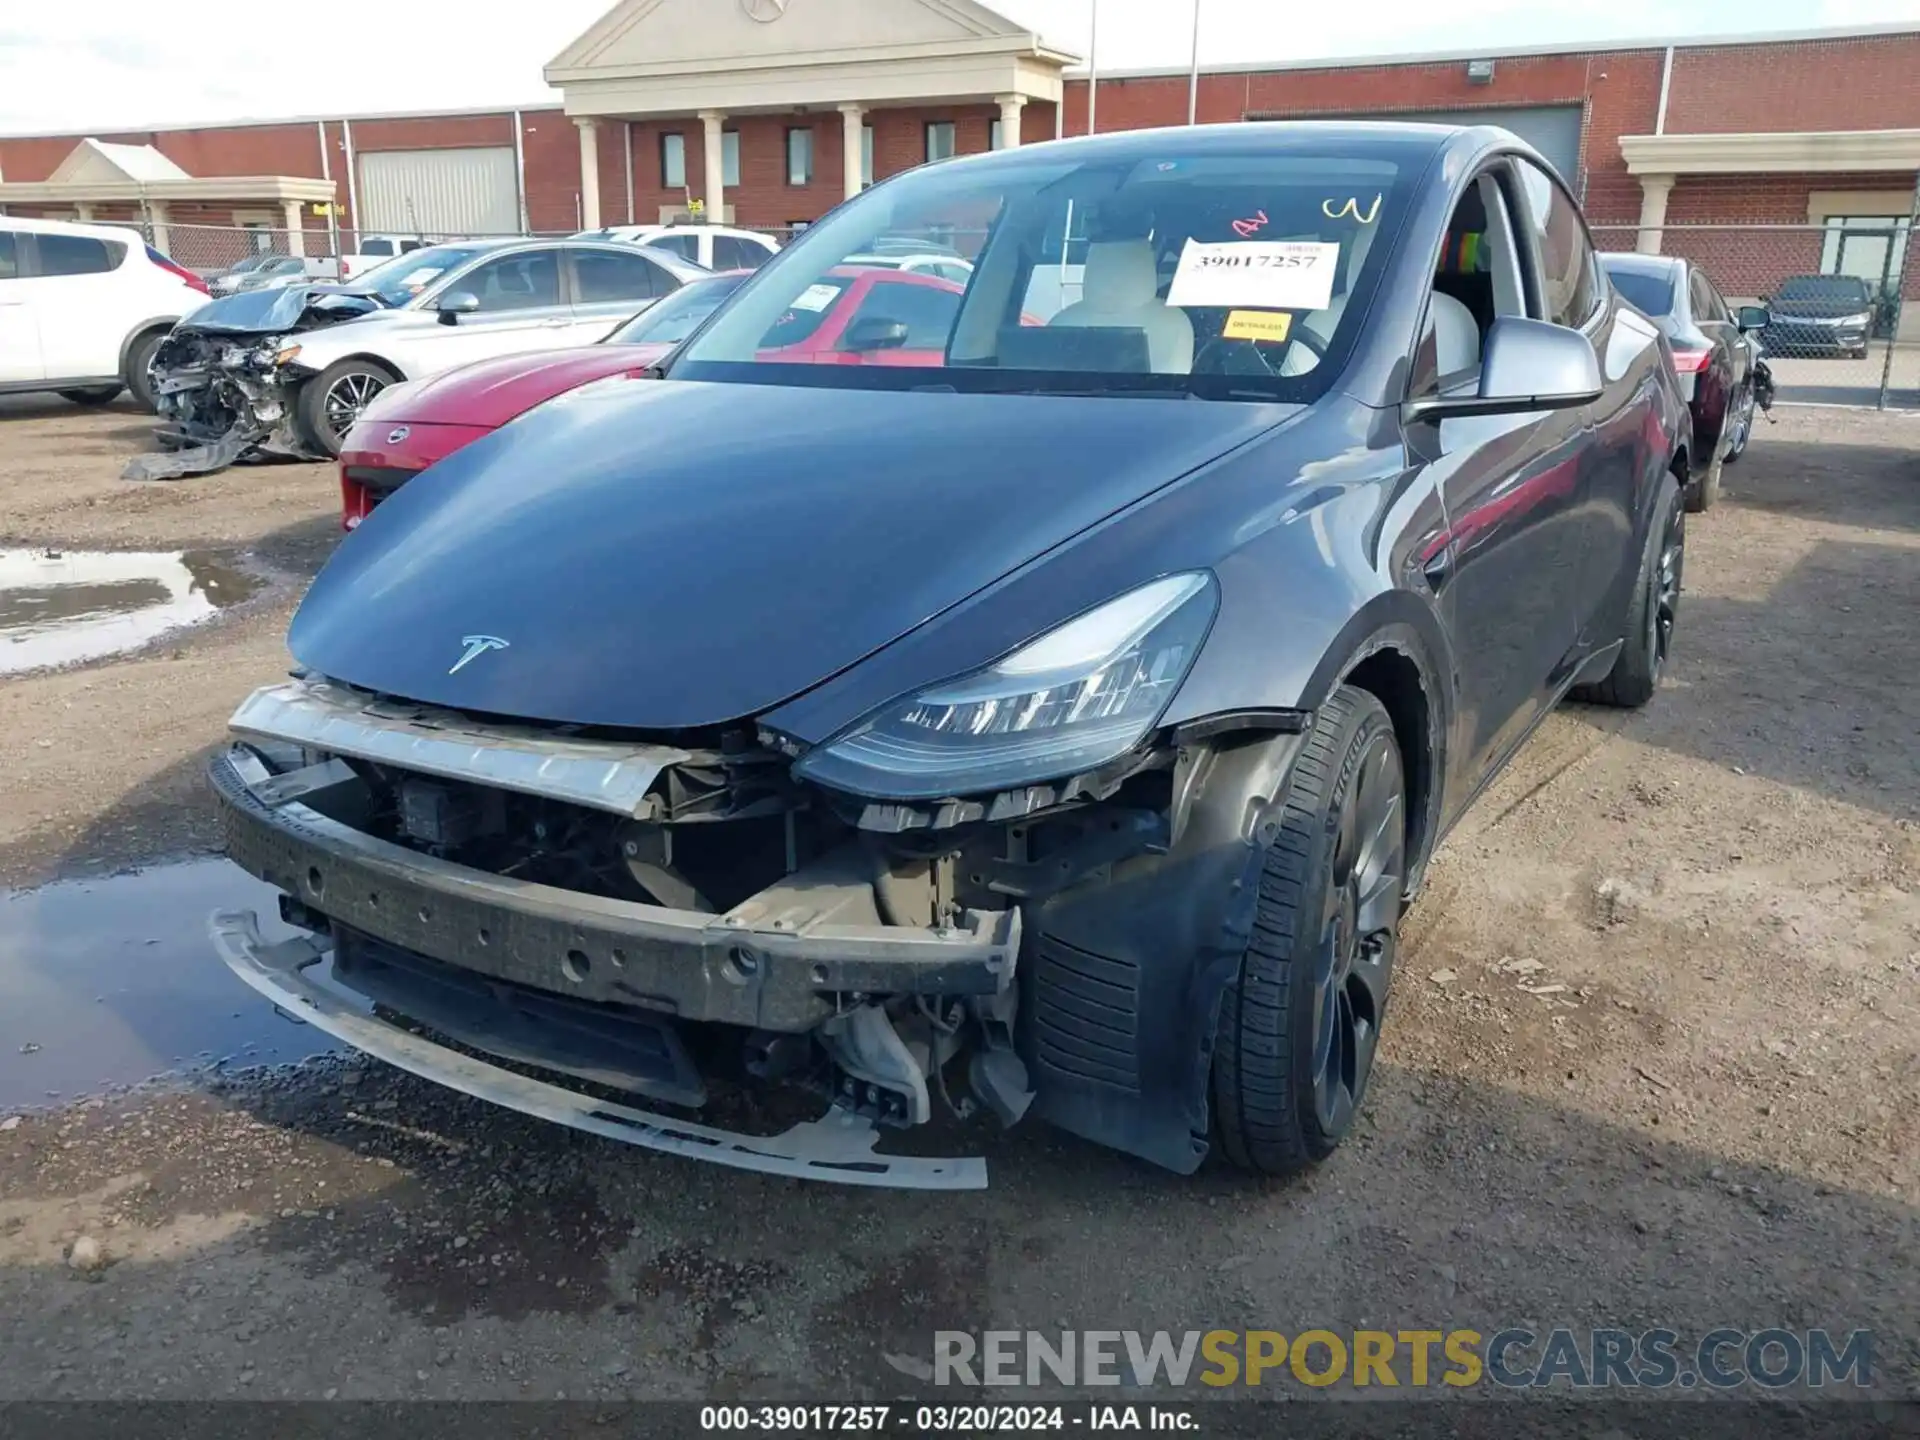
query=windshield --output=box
[608,273,749,345]
[365,245,490,306]
[673,142,1410,400]
[1604,266,1674,317]
[1776,275,1871,305]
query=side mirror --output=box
[436,291,480,325]
[1736,304,1770,333]
[1403,316,1602,423]
[842,316,910,353]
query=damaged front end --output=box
[127,287,383,481]
[208,671,1298,1188]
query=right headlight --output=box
[792,572,1217,802]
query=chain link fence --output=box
[1590,216,1917,412]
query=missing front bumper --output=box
[210,910,986,1189]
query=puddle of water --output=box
[0,548,262,677]
[0,859,335,1112]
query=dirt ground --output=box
[0,392,1914,1405]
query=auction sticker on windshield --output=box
[1167,240,1340,312]
[791,283,841,312]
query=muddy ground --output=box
[0,392,1914,1405]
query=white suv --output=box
[575,223,779,271]
[0,216,209,409]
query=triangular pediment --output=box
[549,0,1042,77]
[49,139,190,185]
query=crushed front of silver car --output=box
[127,286,383,480]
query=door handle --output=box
[1421,547,1454,594]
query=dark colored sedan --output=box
[1762,274,1875,359]
[1601,252,1769,512]
[207,121,1689,1189]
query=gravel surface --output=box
[0,397,1914,1403]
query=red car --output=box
[338,266,967,528]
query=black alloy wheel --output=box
[1212,684,1406,1176]
[1573,470,1684,709]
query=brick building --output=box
[1,2,1914,307]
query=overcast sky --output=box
[2,0,1916,133]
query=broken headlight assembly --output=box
[793,571,1216,801]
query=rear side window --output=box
[1513,158,1600,329]
[651,233,701,261]
[0,231,18,280]
[1605,267,1674,317]
[36,233,123,277]
[713,235,769,270]
[573,248,673,303]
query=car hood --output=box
[376,347,655,430]
[176,284,387,335]
[290,380,1294,729]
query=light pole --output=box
[1188,0,1202,124]
[1087,0,1099,135]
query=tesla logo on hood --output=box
[449,634,509,674]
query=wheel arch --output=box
[118,317,179,375]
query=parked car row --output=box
[204,120,1708,1191]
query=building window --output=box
[787,127,814,186]
[862,125,874,188]
[925,121,955,163]
[989,119,1003,151]
[660,132,686,190]
[723,130,741,188]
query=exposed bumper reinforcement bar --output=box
[210,909,988,1190]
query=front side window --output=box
[674,142,1413,402]
[1513,157,1599,330]
[572,248,672,303]
[722,131,741,188]
[713,235,770,270]
[36,233,119,277]
[846,278,964,350]
[650,232,700,262]
[0,231,19,281]
[362,238,395,257]
[450,250,561,311]
[661,133,687,190]
[788,128,814,187]
[925,122,956,163]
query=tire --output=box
[1211,684,1407,1177]
[1572,471,1684,710]
[58,386,122,406]
[1722,384,1753,465]
[295,358,399,459]
[123,329,167,412]
[1685,427,1723,513]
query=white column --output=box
[576,118,602,231]
[1635,174,1674,255]
[699,110,727,223]
[995,95,1026,149]
[282,200,307,256]
[147,200,170,256]
[838,103,866,199]
[74,202,95,221]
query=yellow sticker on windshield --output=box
[1223,310,1293,343]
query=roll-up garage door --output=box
[356,147,519,237]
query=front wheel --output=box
[296,358,398,458]
[1211,685,1406,1176]
[124,328,167,412]
[1573,471,1684,709]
